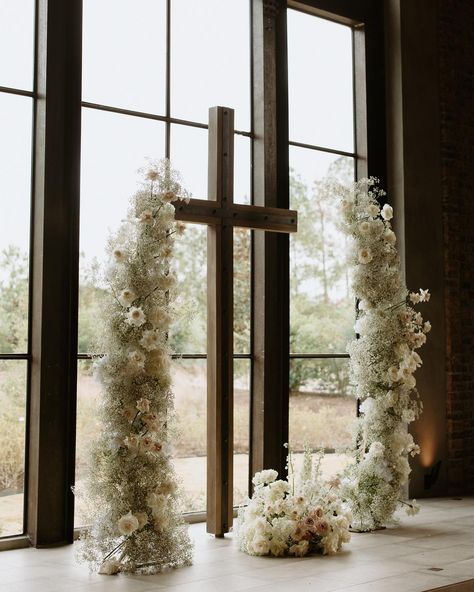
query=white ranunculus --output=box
[139,209,154,224]
[126,306,146,327]
[113,248,127,263]
[358,247,373,265]
[381,204,393,220]
[118,288,136,307]
[161,190,177,203]
[136,397,151,413]
[117,512,139,536]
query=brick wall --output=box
[439,0,474,492]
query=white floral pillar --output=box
[76,160,193,574]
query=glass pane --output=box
[290,148,354,354]
[234,135,251,205]
[234,228,251,354]
[0,360,27,536]
[75,359,101,527]
[82,0,166,114]
[0,94,32,353]
[289,358,354,480]
[171,0,250,131]
[288,10,354,152]
[171,125,207,199]
[0,1,35,90]
[173,358,207,514]
[171,125,251,204]
[172,223,207,354]
[79,108,165,352]
[234,358,250,507]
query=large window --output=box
[0,1,35,538]
[287,9,358,476]
[0,0,386,547]
[75,0,252,525]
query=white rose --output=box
[134,512,148,529]
[252,469,278,486]
[381,204,393,220]
[367,204,380,217]
[148,308,172,328]
[270,540,287,557]
[289,540,309,557]
[128,350,145,370]
[383,228,396,245]
[252,536,270,555]
[139,329,162,351]
[161,273,177,291]
[98,560,121,575]
[358,221,371,235]
[387,366,399,382]
[117,512,139,536]
[423,321,432,333]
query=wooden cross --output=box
[173,106,297,536]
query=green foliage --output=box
[289,157,354,392]
[0,246,29,354]
[0,361,26,492]
[78,255,107,353]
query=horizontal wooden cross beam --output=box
[174,199,297,233]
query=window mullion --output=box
[27,0,82,546]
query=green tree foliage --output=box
[289,157,355,393]
[0,246,28,354]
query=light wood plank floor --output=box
[0,497,473,592]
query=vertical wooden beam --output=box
[207,107,234,536]
[28,0,82,546]
[250,0,290,484]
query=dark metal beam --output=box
[250,0,290,486]
[27,0,82,546]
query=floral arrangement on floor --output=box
[235,447,352,557]
[336,177,430,531]
[76,159,193,574]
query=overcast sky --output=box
[0,1,353,264]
